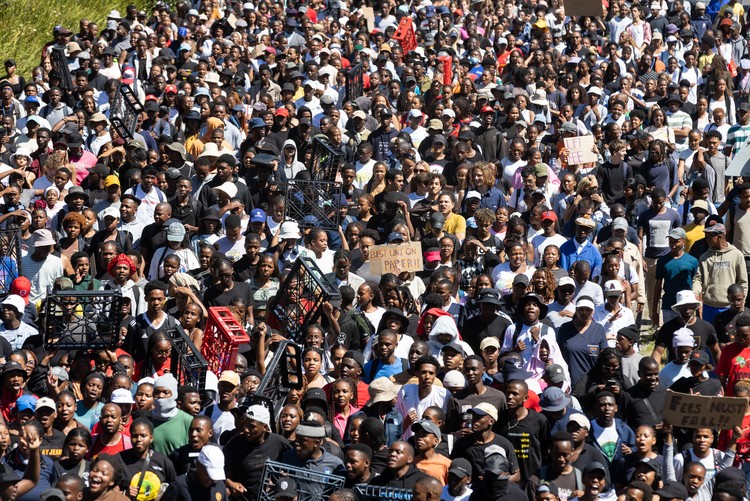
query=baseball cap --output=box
[558,276,575,288]
[10,277,30,304]
[567,413,591,429]
[250,209,266,223]
[541,210,557,223]
[218,370,240,387]
[544,364,567,384]
[612,217,628,231]
[35,397,56,413]
[668,227,687,240]
[448,458,472,479]
[411,420,442,440]
[198,444,226,481]
[704,223,726,234]
[480,337,501,351]
[16,394,37,412]
[469,402,498,421]
[245,405,270,425]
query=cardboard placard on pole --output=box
[564,0,603,17]
[369,242,424,275]
[564,135,598,165]
[663,390,746,430]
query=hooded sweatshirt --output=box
[279,139,306,182]
[528,337,572,392]
[427,316,474,364]
[692,242,748,307]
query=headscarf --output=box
[107,253,136,277]
[168,272,200,289]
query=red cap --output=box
[264,46,277,54]
[144,94,158,102]
[165,84,178,94]
[481,105,494,114]
[541,211,558,222]
[275,107,289,117]
[10,277,30,305]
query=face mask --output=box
[469,57,479,65]
[152,397,177,419]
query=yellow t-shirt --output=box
[683,222,705,252]
[442,212,467,238]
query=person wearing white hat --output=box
[0,294,36,350]
[594,280,636,347]
[402,109,428,147]
[163,443,229,501]
[659,327,695,386]
[558,296,608,387]
[21,229,64,303]
[651,290,720,365]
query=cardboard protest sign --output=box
[726,146,750,177]
[564,0,603,17]
[663,390,746,430]
[369,242,424,275]
[564,135,598,165]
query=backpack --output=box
[350,310,375,345]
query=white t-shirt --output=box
[591,419,619,463]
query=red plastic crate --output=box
[200,307,250,375]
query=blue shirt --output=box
[363,357,406,384]
[655,252,699,309]
[557,321,608,388]
[560,238,603,273]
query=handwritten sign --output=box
[564,0,603,17]
[369,242,424,275]
[564,135,598,165]
[726,146,750,177]
[663,390,747,430]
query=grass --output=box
[0,0,150,77]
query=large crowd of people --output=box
[1,0,750,501]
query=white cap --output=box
[215,182,238,199]
[35,397,56,413]
[278,221,301,239]
[442,109,456,118]
[576,297,595,310]
[443,370,466,388]
[603,280,623,296]
[408,109,423,118]
[111,388,135,404]
[101,206,120,220]
[465,190,482,200]
[245,404,271,425]
[198,444,226,481]
[558,276,575,287]
[587,86,603,96]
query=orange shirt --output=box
[415,452,452,485]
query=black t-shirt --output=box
[714,307,750,344]
[116,449,177,493]
[454,386,507,415]
[497,410,550,485]
[203,281,255,309]
[621,384,668,430]
[232,255,259,283]
[451,433,520,485]
[460,315,511,354]
[654,318,718,363]
[40,429,66,460]
[223,433,291,501]
[670,376,723,397]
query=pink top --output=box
[333,404,360,438]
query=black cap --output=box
[655,481,689,500]
[301,388,327,403]
[583,462,608,476]
[343,350,365,370]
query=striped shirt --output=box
[727,123,750,158]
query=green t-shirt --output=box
[152,410,193,456]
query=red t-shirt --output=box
[88,434,132,459]
[717,343,750,395]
